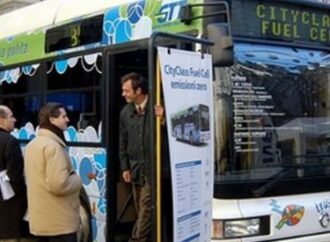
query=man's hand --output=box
[154,105,164,118]
[122,170,131,183]
[154,105,166,125]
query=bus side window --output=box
[78,112,98,130]
[0,66,41,135]
[45,54,102,142]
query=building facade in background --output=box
[0,0,41,15]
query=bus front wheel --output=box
[189,133,194,145]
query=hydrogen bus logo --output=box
[270,199,305,230]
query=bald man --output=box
[0,105,30,242]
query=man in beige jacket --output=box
[24,103,82,242]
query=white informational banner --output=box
[158,47,214,242]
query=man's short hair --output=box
[39,102,65,126]
[121,72,148,94]
[0,105,9,119]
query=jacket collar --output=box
[128,100,149,117]
[38,128,67,147]
[0,127,8,133]
[134,95,148,110]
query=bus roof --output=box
[0,0,202,67]
[0,0,136,40]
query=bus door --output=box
[105,45,148,242]
[105,41,175,242]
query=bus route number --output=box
[70,25,81,47]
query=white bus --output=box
[1,0,330,241]
[171,104,210,145]
[212,0,330,241]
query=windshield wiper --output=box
[252,162,330,197]
[291,153,330,159]
[252,170,291,197]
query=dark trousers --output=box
[36,233,77,242]
[0,239,37,242]
[130,182,151,242]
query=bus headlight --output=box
[211,216,270,239]
[225,218,260,237]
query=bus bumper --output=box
[211,233,330,242]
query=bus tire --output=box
[78,187,92,242]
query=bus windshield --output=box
[214,42,330,198]
[200,105,210,131]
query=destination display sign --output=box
[231,0,330,46]
[45,15,103,53]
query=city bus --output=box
[0,1,218,241]
[0,0,330,241]
[171,104,210,145]
[212,0,330,241]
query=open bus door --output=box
[104,42,174,242]
[105,45,148,242]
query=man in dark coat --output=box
[0,105,30,242]
[119,73,164,242]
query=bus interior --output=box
[107,46,173,241]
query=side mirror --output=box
[207,23,234,66]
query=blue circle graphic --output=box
[127,1,145,24]
[79,157,93,185]
[18,128,28,139]
[22,65,33,75]
[115,20,132,43]
[66,126,77,142]
[55,59,68,74]
[91,216,98,241]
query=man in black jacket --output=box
[119,73,164,242]
[0,105,30,242]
